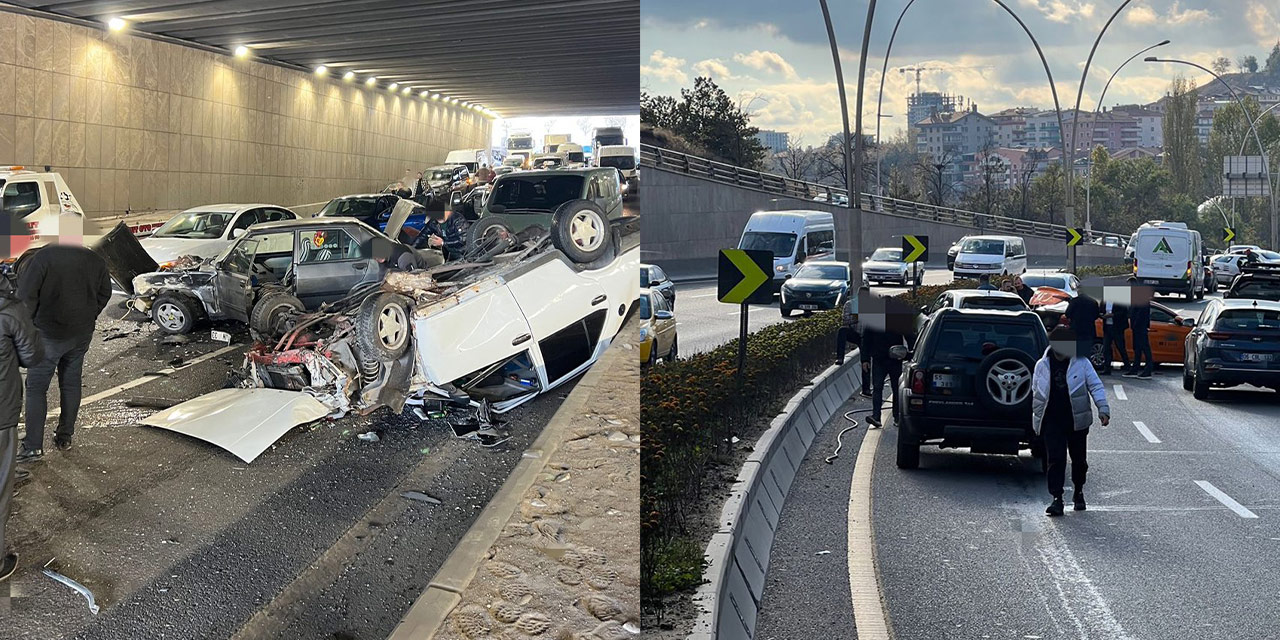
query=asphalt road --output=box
[755,288,1280,639]
[673,268,953,355]
[0,295,575,639]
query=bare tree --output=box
[1212,56,1232,76]
[915,149,958,206]
[776,135,817,181]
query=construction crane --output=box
[899,65,993,95]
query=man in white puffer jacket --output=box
[1032,326,1111,516]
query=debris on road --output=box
[102,326,140,341]
[124,397,181,409]
[160,334,190,346]
[357,431,381,442]
[41,559,100,615]
[401,491,443,505]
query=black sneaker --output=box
[860,390,872,398]
[866,415,882,428]
[836,358,845,366]
[1073,491,1086,511]
[1046,498,1065,517]
[1136,371,1152,379]
[15,447,42,463]
[54,436,71,451]
[1122,371,1139,378]
[0,552,16,582]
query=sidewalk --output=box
[389,319,640,639]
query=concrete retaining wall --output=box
[688,356,862,640]
[643,167,1125,279]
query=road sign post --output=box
[1066,227,1083,266]
[718,249,774,379]
[902,235,928,295]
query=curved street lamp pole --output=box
[1230,100,1280,231]
[874,0,918,200]
[1085,39,1171,237]
[1146,56,1278,250]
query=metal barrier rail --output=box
[640,144,1127,245]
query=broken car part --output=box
[141,388,331,463]
[42,558,100,615]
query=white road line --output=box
[41,343,243,420]
[1112,384,1127,400]
[845,416,891,640]
[690,293,717,299]
[1132,421,1161,444]
[1195,480,1259,519]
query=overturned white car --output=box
[144,212,639,462]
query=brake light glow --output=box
[911,369,925,394]
[1208,332,1233,341]
[1186,261,1193,277]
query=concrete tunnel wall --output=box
[0,10,492,222]
[642,166,1126,278]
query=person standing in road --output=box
[476,164,495,184]
[1124,277,1154,379]
[1099,297,1130,375]
[421,206,465,262]
[836,287,861,366]
[861,299,910,428]
[1063,283,1100,360]
[16,242,112,461]
[1032,326,1111,516]
[0,274,41,581]
[1003,275,1033,304]
[977,273,997,291]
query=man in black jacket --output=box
[16,244,112,460]
[1063,281,1101,359]
[1099,297,1130,375]
[0,274,42,581]
[861,298,913,428]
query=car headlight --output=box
[639,326,650,341]
[829,282,845,290]
[133,278,154,297]
[775,265,786,273]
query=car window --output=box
[740,231,796,257]
[1216,309,1280,330]
[0,181,41,217]
[640,268,651,287]
[1151,306,1174,324]
[1230,279,1280,300]
[870,248,902,262]
[808,230,835,254]
[652,292,671,313]
[652,266,668,283]
[223,238,260,275]
[264,208,294,221]
[929,319,1043,363]
[231,210,259,232]
[794,264,848,280]
[960,297,1027,311]
[248,230,294,255]
[299,228,365,263]
[489,175,585,212]
[960,238,1004,255]
[639,295,652,320]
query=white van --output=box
[951,235,1027,279]
[558,143,587,166]
[444,149,487,173]
[737,210,836,292]
[598,145,637,195]
[1132,221,1205,299]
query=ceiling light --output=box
[107,17,127,31]
[234,45,250,58]
[343,71,355,81]
[366,77,377,87]
[314,65,328,75]
[420,90,430,98]
[388,82,399,91]
[402,87,411,95]
[430,93,441,100]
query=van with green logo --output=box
[1133,221,1205,300]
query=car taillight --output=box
[1186,261,1193,277]
[1208,332,1233,341]
[911,369,925,394]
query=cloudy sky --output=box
[641,0,1280,143]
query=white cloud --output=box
[692,58,736,80]
[1166,1,1213,25]
[641,50,688,85]
[1125,1,1214,27]
[1125,5,1157,25]
[733,50,798,79]
[1245,2,1278,46]
[1017,0,1096,24]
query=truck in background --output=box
[507,132,536,162]
[592,126,626,153]
[544,133,573,154]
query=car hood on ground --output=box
[862,260,906,270]
[140,236,229,264]
[141,388,332,463]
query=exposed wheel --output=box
[550,199,610,264]
[465,216,516,255]
[249,290,304,342]
[780,306,792,318]
[668,336,679,362]
[646,341,658,368]
[900,275,908,286]
[1088,341,1106,370]
[152,294,198,335]
[896,423,920,470]
[356,292,412,361]
[1192,367,1210,400]
[976,348,1036,415]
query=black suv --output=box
[896,308,1048,469]
[1224,263,1280,302]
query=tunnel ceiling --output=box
[10,0,639,117]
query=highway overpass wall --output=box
[642,166,1125,279]
[0,10,491,221]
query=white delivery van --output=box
[951,235,1027,278]
[1132,221,1205,299]
[444,149,487,173]
[598,145,638,196]
[737,210,836,292]
[558,143,586,166]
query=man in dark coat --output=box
[1063,282,1100,360]
[17,244,112,460]
[1099,297,1130,375]
[0,274,42,581]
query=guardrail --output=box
[640,144,1128,246]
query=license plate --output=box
[932,373,957,388]
[210,330,232,344]
[1241,353,1274,362]
[1144,279,1159,285]
[799,304,819,310]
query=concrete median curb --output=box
[385,339,628,640]
[688,353,863,640]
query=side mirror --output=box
[919,305,929,313]
[655,310,674,320]
[889,345,910,361]
[783,273,793,279]
[1181,318,1195,327]
[230,228,246,239]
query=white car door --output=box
[508,256,609,388]
[411,280,536,386]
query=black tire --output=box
[976,348,1037,415]
[152,294,198,335]
[896,423,920,470]
[780,306,792,318]
[1088,340,1106,370]
[249,290,304,342]
[1182,364,1193,391]
[1192,367,1210,400]
[465,216,516,254]
[550,199,611,264]
[668,336,678,362]
[356,292,412,362]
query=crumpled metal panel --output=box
[140,388,331,463]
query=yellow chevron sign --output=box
[1067,228,1083,247]
[1223,227,1236,244]
[718,249,773,305]
[902,235,928,262]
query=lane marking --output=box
[690,293,716,299]
[39,343,243,420]
[1195,481,1259,519]
[1132,421,1161,444]
[1030,518,1134,640]
[1112,384,1127,400]
[845,413,890,640]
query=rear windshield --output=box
[1021,274,1069,290]
[960,238,1005,255]
[928,319,1044,363]
[960,297,1027,311]
[488,175,584,212]
[1229,280,1280,301]
[1217,309,1280,330]
[740,231,796,257]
